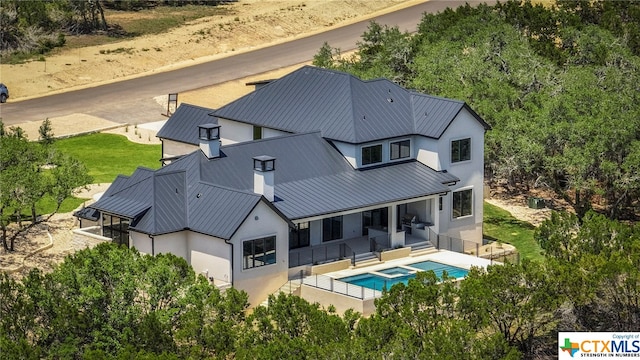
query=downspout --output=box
[224,239,233,284]
[149,234,155,256]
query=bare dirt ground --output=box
[0,0,564,277]
[2,0,415,101]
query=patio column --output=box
[389,205,404,248]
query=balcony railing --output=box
[434,230,520,264]
[294,273,381,300]
[289,242,355,268]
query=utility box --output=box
[527,197,545,209]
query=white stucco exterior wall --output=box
[230,201,290,306]
[433,108,486,244]
[217,118,288,145]
[162,139,198,160]
[131,230,153,255]
[187,232,232,284]
[153,232,188,259]
[415,137,441,170]
[263,127,289,139]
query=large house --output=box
[76,66,490,305]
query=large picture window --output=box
[362,144,382,165]
[452,189,473,218]
[289,222,310,249]
[322,216,343,242]
[390,140,410,160]
[451,138,471,163]
[243,236,276,269]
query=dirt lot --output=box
[2,0,415,102]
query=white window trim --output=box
[450,137,472,165]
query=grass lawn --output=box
[483,201,544,261]
[54,133,162,184]
[8,133,159,220]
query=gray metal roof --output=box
[156,103,216,145]
[87,132,458,238]
[213,66,489,143]
[275,161,458,220]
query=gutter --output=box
[224,239,233,284]
[149,234,155,256]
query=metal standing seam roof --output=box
[274,161,459,220]
[156,103,216,144]
[212,65,489,144]
[85,132,459,239]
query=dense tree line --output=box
[0,0,233,58]
[314,0,640,221]
[0,120,91,251]
[1,212,637,359]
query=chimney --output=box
[198,124,221,159]
[253,155,275,202]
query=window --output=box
[253,126,262,140]
[451,138,471,163]
[322,216,343,242]
[362,144,382,165]
[452,189,473,218]
[289,222,310,249]
[362,207,388,236]
[102,214,130,246]
[439,196,443,211]
[243,236,276,269]
[390,140,410,160]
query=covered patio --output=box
[288,228,435,268]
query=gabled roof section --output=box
[186,183,262,239]
[156,103,216,145]
[213,65,490,143]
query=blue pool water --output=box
[339,261,468,291]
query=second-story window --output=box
[390,139,410,160]
[362,144,382,165]
[451,138,471,163]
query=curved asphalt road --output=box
[0,0,488,126]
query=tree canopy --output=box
[315,0,640,221]
[0,121,92,251]
[5,213,637,359]
[0,0,235,59]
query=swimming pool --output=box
[339,261,469,291]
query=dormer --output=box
[354,137,413,168]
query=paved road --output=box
[0,0,487,126]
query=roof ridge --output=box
[105,173,154,197]
[410,91,465,104]
[177,102,216,111]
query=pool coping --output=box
[325,249,495,280]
